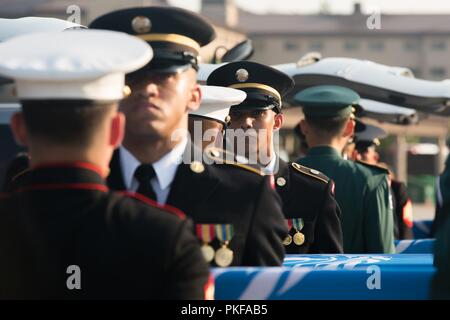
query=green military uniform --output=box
[433,150,450,236]
[431,214,450,299]
[294,85,395,253]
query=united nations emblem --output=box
[131,16,151,34]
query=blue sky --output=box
[169,0,450,14]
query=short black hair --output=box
[305,115,349,137]
[21,100,117,146]
[355,140,375,154]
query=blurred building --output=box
[202,1,450,81]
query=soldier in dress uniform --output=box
[295,85,395,253]
[0,17,86,191]
[207,61,343,254]
[188,85,246,151]
[90,7,287,267]
[0,29,212,299]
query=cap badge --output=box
[235,68,249,82]
[132,16,151,34]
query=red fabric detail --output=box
[196,224,202,238]
[402,199,414,228]
[204,274,215,300]
[17,183,109,193]
[118,191,186,220]
[286,219,293,231]
[269,175,275,190]
[32,162,105,177]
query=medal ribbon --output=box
[286,219,293,232]
[292,218,304,231]
[215,224,234,242]
[196,224,215,243]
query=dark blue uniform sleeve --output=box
[242,176,287,266]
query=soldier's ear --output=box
[299,119,308,135]
[187,82,201,112]
[343,118,355,138]
[10,112,29,147]
[110,111,125,148]
[273,112,284,131]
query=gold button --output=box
[190,161,205,174]
[122,85,132,97]
[276,177,286,187]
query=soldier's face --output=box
[358,146,379,164]
[120,68,200,141]
[228,109,283,164]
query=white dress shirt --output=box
[119,139,187,205]
[262,154,277,175]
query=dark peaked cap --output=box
[207,61,294,113]
[89,6,216,72]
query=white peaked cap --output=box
[197,63,224,83]
[0,29,152,101]
[0,17,86,42]
[191,85,247,124]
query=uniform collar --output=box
[120,138,188,191]
[15,162,107,192]
[307,145,342,158]
[262,154,278,175]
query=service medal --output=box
[196,224,216,262]
[293,231,305,246]
[283,234,292,246]
[201,244,215,263]
[215,245,234,267]
[215,224,234,267]
[292,218,305,246]
[283,219,293,246]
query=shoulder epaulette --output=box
[291,162,329,184]
[205,147,264,176]
[356,160,389,174]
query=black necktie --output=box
[134,164,157,202]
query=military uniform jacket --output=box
[390,179,413,240]
[433,155,450,236]
[0,163,210,299]
[298,146,395,254]
[275,158,343,254]
[431,214,450,299]
[108,147,287,267]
